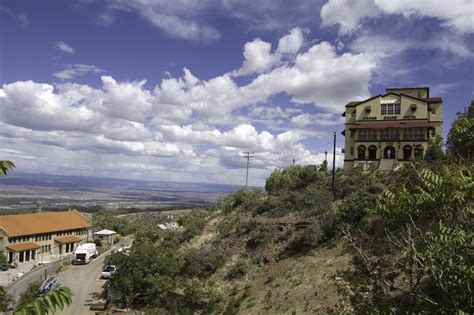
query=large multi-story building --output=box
[0,209,92,264]
[342,87,443,170]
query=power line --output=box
[242,152,255,190]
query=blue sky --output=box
[0,0,473,185]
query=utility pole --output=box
[332,132,336,198]
[242,152,254,190]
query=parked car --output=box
[0,263,10,271]
[9,262,17,269]
[100,265,116,279]
[35,261,50,267]
[38,277,60,297]
[14,272,25,280]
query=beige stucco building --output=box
[342,87,443,170]
[0,210,92,264]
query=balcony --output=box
[356,135,378,141]
[379,134,400,141]
[402,134,427,141]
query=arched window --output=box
[384,146,396,159]
[357,145,366,160]
[368,145,377,160]
[403,145,412,160]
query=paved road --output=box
[56,237,132,315]
[56,250,108,315]
[7,237,132,315]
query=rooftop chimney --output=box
[35,201,43,213]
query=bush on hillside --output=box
[178,210,209,241]
[226,259,249,280]
[213,188,266,214]
[286,212,335,255]
[183,245,226,278]
[265,165,329,195]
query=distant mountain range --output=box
[0,172,241,193]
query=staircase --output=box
[378,159,396,171]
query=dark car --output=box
[38,277,60,297]
[0,263,10,271]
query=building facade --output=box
[0,210,92,264]
[342,87,443,170]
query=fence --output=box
[7,254,74,306]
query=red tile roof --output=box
[7,242,40,252]
[54,235,82,244]
[0,210,90,237]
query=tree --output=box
[0,160,15,176]
[343,164,473,313]
[15,287,73,315]
[15,281,42,312]
[0,287,13,312]
[447,102,474,161]
[424,135,445,162]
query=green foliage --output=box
[0,160,15,176]
[226,259,249,280]
[15,287,73,315]
[425,135,445,162]
[345,163,474,313]
[319,160,328,172]
[265,165,328,195]
[0,254,7,263]
[181,279,221,313]
[336,190,376,225]
[0,286,13,312]
[16,281,42,312]
[183,245,226,278]
[108,240,182,307]
[213,189,266,214]
[286,213,335,254]
[91,210,137,236]
[177,210,209,241]
[447,103,474,161]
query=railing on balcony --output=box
[402,134,427,141]
[356,134,428,142]
[379,134,400,141]
[356,135,378,141]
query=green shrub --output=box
[16,281,42,311]
[214,189,266,214]
[178,210,208,241]
[226,260,249,280]
[183,245,226,278]
[286,213,335,255]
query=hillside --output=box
[101,156,473,314]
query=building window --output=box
[394,103,400,114]
[381,103,400,115]
[350,130,355,138]
[357,145,366,160]
[350,146,354,156]
[351,110,356,117]
[403,145,412,160]
[368,145,377,160]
